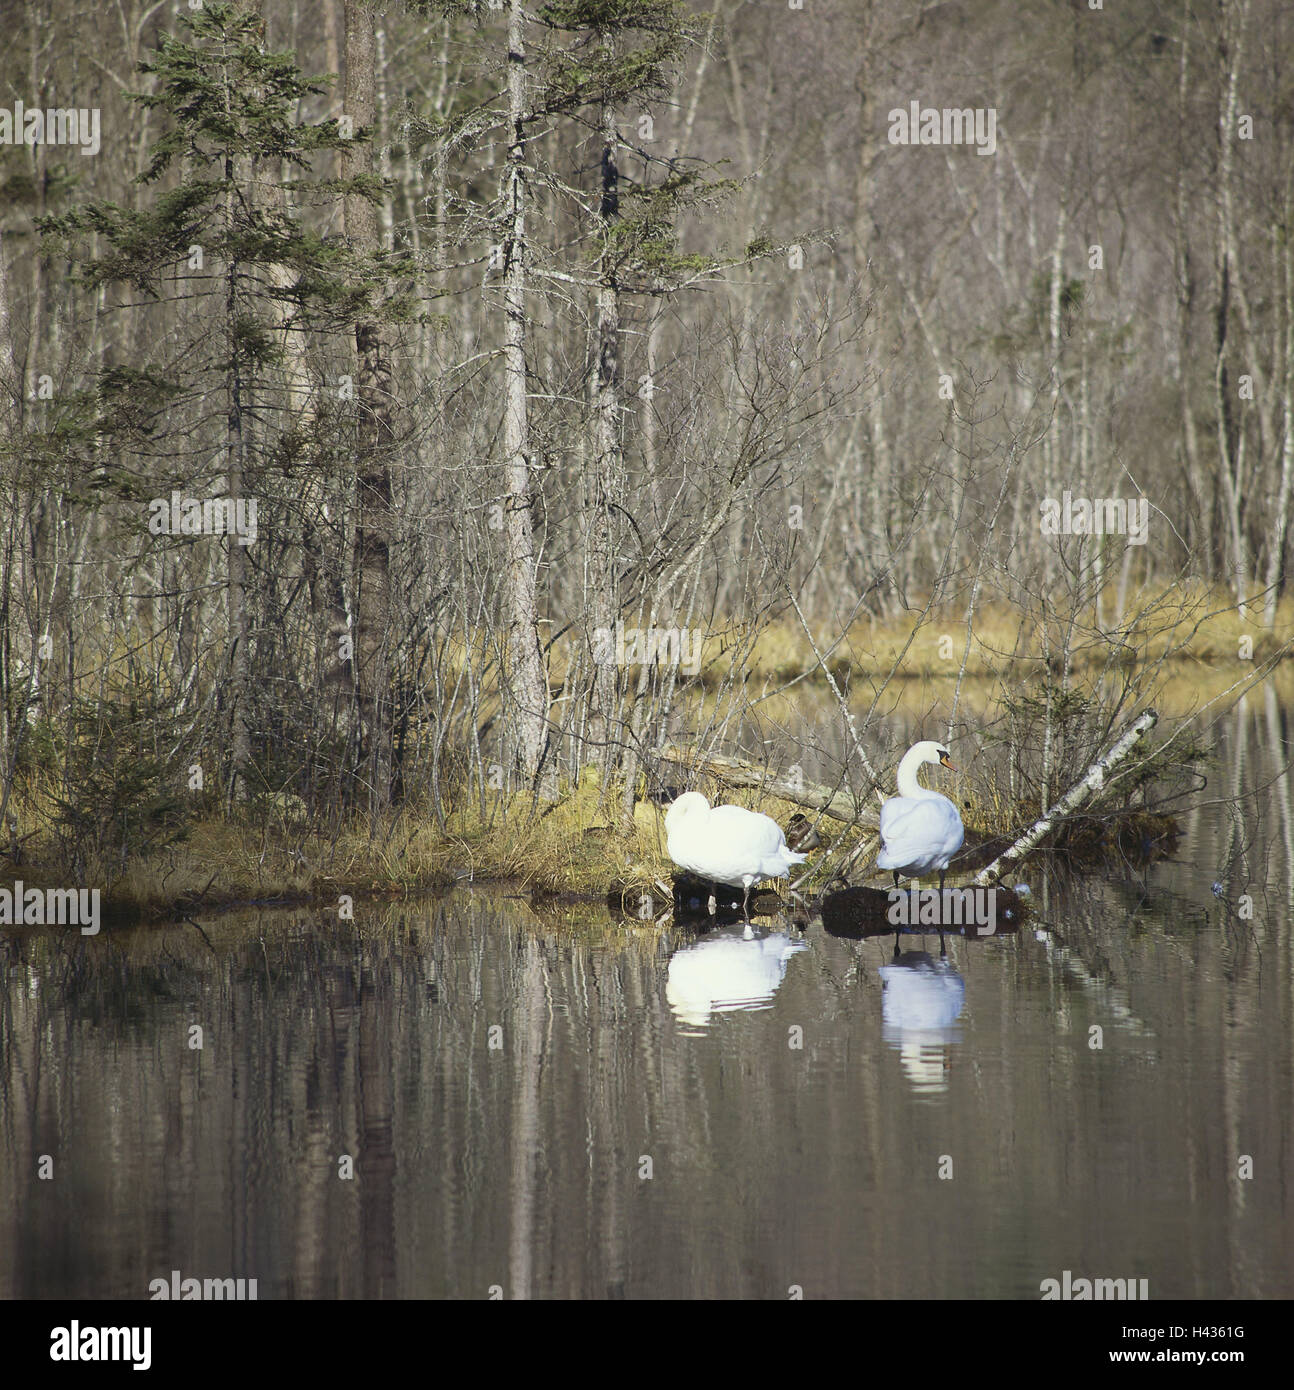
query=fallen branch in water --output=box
[657,746,878,827]
[972,709,1160,887]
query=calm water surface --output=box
[2,693,1292,1299]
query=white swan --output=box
[665,792,807,915]
[876,740,965,889]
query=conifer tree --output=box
[40,0,400,804]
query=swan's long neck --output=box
[895,747,934,798]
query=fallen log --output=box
[819,883,1026,938]
[656,746,878,828]
[972,709,1159,887]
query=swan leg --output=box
[892,870,901,889]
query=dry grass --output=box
[0,765,843,922]
[5,586,1286,918]
[736,586,1294,685]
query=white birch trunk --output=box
[972,710,1159,886]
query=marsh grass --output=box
[731,587,1294,686]
[4,589,1282,919]
[0,763,843,923]
[364,588,1294,701]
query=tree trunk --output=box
[344,0,395,814]
[1266,202,1294,626]
[1174,8,1211,575]
[972,710,1160,887]
[590,76,623,783]
[501,0,551,791]
[1213,0,1252,608]
[223,67,251,803]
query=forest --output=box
[0,0,1290,911]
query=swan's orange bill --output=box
[939,754,956,770]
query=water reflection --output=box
[0,691,1292,1298]
[666,924,808,1033]
[877,948,966,1096]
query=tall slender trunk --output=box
[590,77,622,783]
[345,0,395,813]
[501,0,551,790]
[1174,5,1210,574]
[0,231,18,823]
[266,161,354,795]
[1214,0,1251,607]
[322,0,343,184]
[1043,190,1069,589]
[1266,201,1294,626]
[852,3,892,605]
[223,70,251,803]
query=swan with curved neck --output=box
[876,741,965,889]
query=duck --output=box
[784,812,825,853]
[664,792,807,916]
[876,740,965,890]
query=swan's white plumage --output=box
[875,740,965,877]
[665,792,806,892]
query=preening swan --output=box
[876,740,965,889]
[665,792,807,916]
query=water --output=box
[1,692,1291,1299]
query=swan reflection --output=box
[666,925,807,1031]
[877,947,966,1095]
